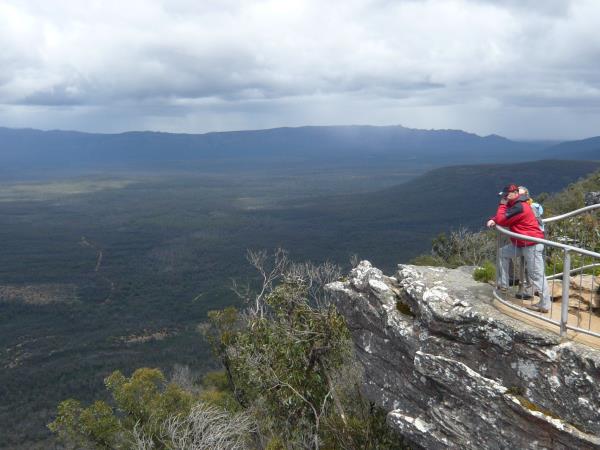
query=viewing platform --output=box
[493,202,600,344]
[495,291,600,349]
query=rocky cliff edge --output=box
[326,262,600,449]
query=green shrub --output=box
[409,254,446,267]
[49,368,198,449]
[473,260,496,283]
[543,170,600,216]
[322,404,410,449]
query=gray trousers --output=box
[498,243,551,308]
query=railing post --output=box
[496,233,501,291]
[518,255,526,295]
[560,250,571,336]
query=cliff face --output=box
[326,262,600,449]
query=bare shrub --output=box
[430,227,495,267]
[232,248,289,318]
[286,260,342,308]
[232,249,343,314]
[170,364,198,392]
[132,421,155,450]
[161,403,254,450]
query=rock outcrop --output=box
[585,192,600,206]
[326,262,600,449]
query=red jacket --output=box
[491,195,544,247]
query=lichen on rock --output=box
[326,261,600,449]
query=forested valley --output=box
[1,127,598,448]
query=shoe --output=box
[496,286,508,293]
[526,303,549,313]
[515,293,532,300]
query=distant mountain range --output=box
[3,125,595,175]
[543,136,600,160]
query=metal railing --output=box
[493,203,600,338]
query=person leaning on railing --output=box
[518,185,544,290]
[486,184,551,313]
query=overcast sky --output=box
[1,0,599,140]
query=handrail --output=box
[493,203,600,338]
[542,203,600,223]
[494,225,600,258]
[547,263,600,280]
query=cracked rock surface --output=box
[326,261,600,449]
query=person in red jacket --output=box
[487,184,551,312]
